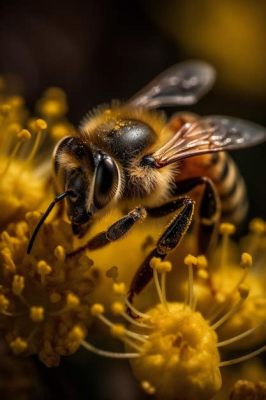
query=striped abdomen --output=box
[179,151,248,225]
[208,152,248,224]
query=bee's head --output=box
[54,136,119,235]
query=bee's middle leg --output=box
[67,207,147,257]
[128,197,194,303]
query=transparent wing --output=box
[153,116,266,167]
[127,61,216,109]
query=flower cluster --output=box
[0,212,101,366]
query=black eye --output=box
[93,156,118,209]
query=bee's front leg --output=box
[67,207,147,257]
[128,197,194,304]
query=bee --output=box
[27,61,265,302]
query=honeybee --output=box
[28,61,265,302]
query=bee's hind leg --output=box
[128,197,194,304]
[173,177,221,254]
[67,207,147,257]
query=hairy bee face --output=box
[53,136,119,233]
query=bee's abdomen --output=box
[210,152,248,224]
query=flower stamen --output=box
[219,345,266,367]
[211,284,249,330]
[217,325,262,347]
[184,254,198,308]
[81,340,140,359]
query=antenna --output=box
[27,191,71,254]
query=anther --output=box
[30,306,45,322]
[91,303,105,316]
[37,260,52,283]
[17,129,31,141]
[219,222,236,236]
[9,337,28,354]
[111,323,126,338]
[66,293,80,309]
[12,275,25,296]
[0,294,9,313]
[197,255,208,269]
[54,245,66,262]
[240,252,253,268]
[112,282,126,295]
[249,218,265,235]
[141,380,156,395]
[184,254,198,266]
[111,302,125,316]
[32,118,47,132]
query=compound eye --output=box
[93,156,118,209]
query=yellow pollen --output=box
[150,257,162,270]
[66,293,80,308]
[197,269,209,280]
[197,255,208,269]
[184,254,198,266]
[141,380,156,395]
[17,129,31,141]
[32,118,47,131]
[219,222,236,235]
[111,323,126,338]
[0,294,9,313]
[30,306,45,322]
[49,292,62,303]
[1,249,16,272]
[12,275,25,296]
[241,252,253,268]
[54,245,66,262]
[111,301,125,315]
[37,260,52,281]
[112,282,126,295]
[249,218,265,234]
[238,284,250,299]
[66,325,86,353]
[156,260,172,273]
[9,337,28,355]
[91,303,105,316]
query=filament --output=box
[26,131,42,163]
[160,272,167,306]
[153,268,167,308]
[220,234,229,268]
[188,264,194,308]
[217,325,262,347]
[219,345,266,367]
[1,141,23,176]
[211,298,245,330]
[81,340,140,359]
[124,298,150,320]
[98,314,148,343]
[121,312,151,329]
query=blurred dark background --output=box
[0,0,265,399]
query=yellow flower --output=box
[0,80,76,229]
[0,213,100,366]
[81,225,265,400]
